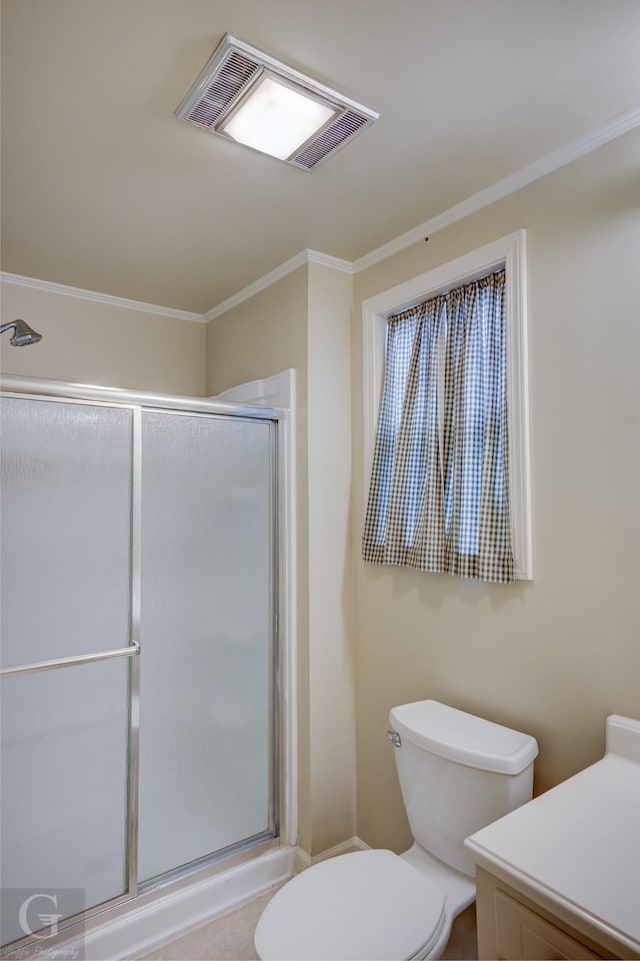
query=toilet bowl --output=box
[255,848,454,961]
[255,700,538,961]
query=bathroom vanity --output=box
[465,715,640,960]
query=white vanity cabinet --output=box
[464,715,640,961]
[474,867,614,959]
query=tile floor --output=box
[141,888,478,961]
[141,887,278,961]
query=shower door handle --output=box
[0,641,140,679]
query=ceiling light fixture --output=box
[176,34,378,170]
[220,74,336,161]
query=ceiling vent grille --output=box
[290,109,369,169]
[176,34,378,169]
[185,51,260,129]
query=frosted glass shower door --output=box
[0,397,134,947]
[138,411,276,883]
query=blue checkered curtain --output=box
[362,269,514,583]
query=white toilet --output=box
[255,699,538,961]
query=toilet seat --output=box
[254,849,447,961]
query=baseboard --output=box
[295,836,370,872]
[44,846,296,961]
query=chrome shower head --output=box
[0,319,43,346]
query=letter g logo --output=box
[18,893,63,939]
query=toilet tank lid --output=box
[389,700,538,775]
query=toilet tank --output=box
[389,700,538,878]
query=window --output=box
[362,231,532,580]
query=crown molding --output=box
[203,251,307,322]
[306,250,353,274]
[352,105,640,273]
[1,249,352,327]
[0,271,205,323]
[203,249,351,322]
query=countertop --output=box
[464,715,640,958]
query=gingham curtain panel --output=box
[362,268,514,583]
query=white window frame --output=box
[362,229,532,579]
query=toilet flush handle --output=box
[387,730,402,747]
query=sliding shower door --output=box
[0,397,135,946]
[138,411,276,883]
[0,384,279,950]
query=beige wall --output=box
[205,268,309,396]
[0,282,206,394]
[206,263,356,855]
[306,263,356,853]
[352,127,640,852]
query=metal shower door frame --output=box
[0,375,281,954]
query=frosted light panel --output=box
[221,74,335,159]
[0,398,133,668]
[138,412,275,882]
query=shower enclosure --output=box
[0,377,281,953]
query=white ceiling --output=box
[2,0,639,314]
